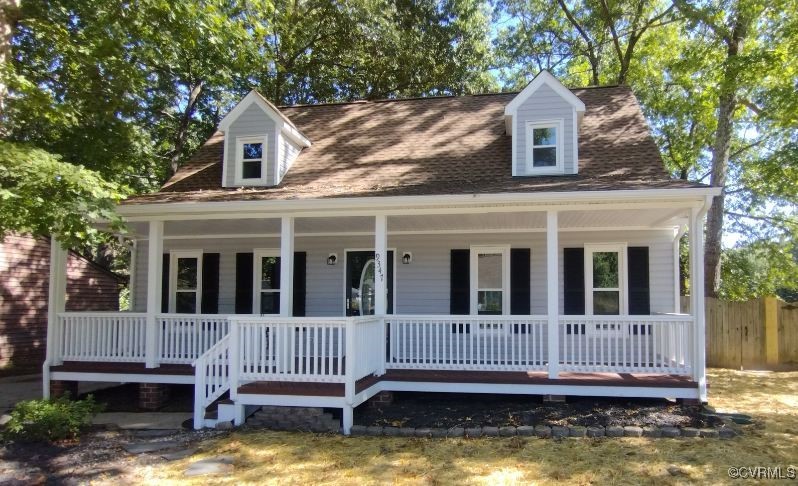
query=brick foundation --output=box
[247,406,340,432]
[50,380,79,399]
[368,391,394,408]
[138,383,170,410]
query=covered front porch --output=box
[43,191,712,433]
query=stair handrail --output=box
[192,333,231,429]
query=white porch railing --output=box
[235,317,349,383]
[385,316,548,371]
[558,315,694,374]
[57,312,147,362]
[159,314,230,364]
[193,334,231,428]
[54,312,694,377]
[350,316,386,381]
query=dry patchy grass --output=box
[144,369,798,485]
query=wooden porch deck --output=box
[50,361,194,375]
[236,369,698,398]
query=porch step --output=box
[246,406,340,433]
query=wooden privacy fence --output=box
[682,296,798,369]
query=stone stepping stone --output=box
[124,440,182,454]
[133,429,179,438]
[161,448,198,461]
[185,456,234,477]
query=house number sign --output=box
[375,252,385,283]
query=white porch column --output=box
[128,239,138,311]
[45,237,68,366]
[374,214,388,316]
[279,216,295,316]
[145,220,164,368]
[673,226,687,314]
[43,236,68,398]
[689,207,707,401]
[546,211,559,379]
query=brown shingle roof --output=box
[129,86,704,205]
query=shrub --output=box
[2,394,105,443]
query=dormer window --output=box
[235,136,268,184]
[525,120,564,174]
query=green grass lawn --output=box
[145,369,798,485]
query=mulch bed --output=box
[355,392,722,429]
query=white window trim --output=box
[234,135,269,186]
[169,250,203,314]
[253,248,281,315]
[525,119,565,175]
[469,245,511,317]
[584,243,628,318]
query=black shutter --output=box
[627,247,650,315]
[563,248,585,314]
[563,248,585,334]
[293,252,306,317]
[510,248,531,333]
[235,252,254,314]
[161,253,169,312]
[450,249,470,315]
[510,249,531,315]
[201,253,220,314]
[628,246,651,334]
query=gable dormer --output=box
[505,71,585,177]
[219,90,310,188]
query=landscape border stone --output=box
[345,423,739,439]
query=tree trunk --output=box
[169,80,203,175]
[0,0,21,122]
[704,21,746,297]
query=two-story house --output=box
[43,71,719,434]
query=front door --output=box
[345,251,394,316]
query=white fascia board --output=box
[281,121,311,148]
[117,186,722,219]
[504,71,586,132]
[218,90,279,131]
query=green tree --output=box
[720,241,798,301]
[493,0,677,88]
[247,0,496,104]
[0,141,123,248]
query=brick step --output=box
[246,406,339,432]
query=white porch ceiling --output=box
[126,207,688,238]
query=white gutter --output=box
[117,186,722,218]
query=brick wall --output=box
[0,234,121,372]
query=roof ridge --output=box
[278,85,623,109]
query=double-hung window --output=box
[253,249,281,314]
[585,244,627,317]
[525,120,564,174]
[236,136,267,184]
[170,250,202,314]
[470,246,510,318]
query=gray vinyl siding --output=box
[224,103,277,187]
[557,230,676,315]
[132,230,676,316]
[277,134,302,183]
[515,83,575,175]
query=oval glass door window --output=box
[359,259,376,316]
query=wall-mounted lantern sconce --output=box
[327,253,338,266]
[402,252,412,264]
